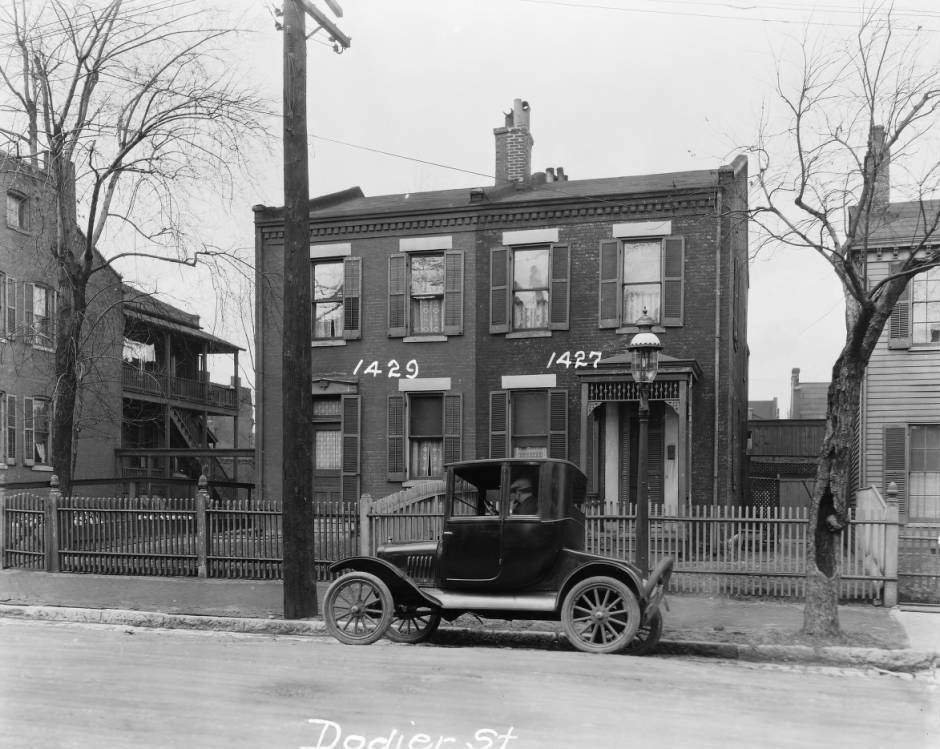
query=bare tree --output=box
[747,9,940,634]
[0,0,269,493]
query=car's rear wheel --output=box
[561,576,641,654]
[324,572,393,645]
[386,604,442,643]
[624,609,663,656]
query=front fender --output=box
[328,556,441,608]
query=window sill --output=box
[616,325,667,334]
[506,330,552,339]
[5,223,31,235]
[311,339,346,347]
[403,335,447,343]
[31,464,53,472]
[402,478,444,488]
[32,344,55,353]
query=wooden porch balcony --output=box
[122,364,238,411]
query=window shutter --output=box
[489,390,508,458]
[649,425,665,506]
[887,262,911,349]
[340,394,361,503]
[548,389,568,460]
[549,243,570,330]
[4,276,15,337]
[443,393,462,465]
[883,425,907,519]
[5,394,15,464]
[388,254,407,338]
[387,394,406,481]
[598,240,620,328]
[24,284,34,343]
[23,396,34,466]
[662,236,685,326]
[342,257,361,340]
[443,250,464,336]
[0,272,5,338]
[489,248,510,334]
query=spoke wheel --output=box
[561,576,641,654]
[624,609,663,656]
[386,604,442,644]
[324,572,393,645]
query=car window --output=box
[451,475,499,517]
[508,466,539,517]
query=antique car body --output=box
[324,458,673,654]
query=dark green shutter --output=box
[883,425,907,519]
[549,243,570,330]
[340,394,361,502]
[388,254,407,338]
[888,262,911,349]
[342,257,361,340]
[443,393,462,465]
[443,250,464,336]
[489,390,508,458]
[387,394,406,481]
[548,389,568,460]
[662,236,684,326]
[490,248,510,334]
[598,240,620,328]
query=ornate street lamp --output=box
[627,310,662,578]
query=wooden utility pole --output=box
[280,0,349,619]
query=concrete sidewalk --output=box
[1,568,937,672]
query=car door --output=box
[439,464,503,586]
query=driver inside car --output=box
[509,476,538,515]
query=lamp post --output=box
[627,311,662,578]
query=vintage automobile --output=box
[324,458,673,655]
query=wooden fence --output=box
[1,478,926,604]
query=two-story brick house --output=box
[0,152,245,494]
[254,100,749,510]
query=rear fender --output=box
[557,561,646,612]
[328,557,440,608]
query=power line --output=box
[516,0,940,32]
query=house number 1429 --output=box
[353,359,419,378]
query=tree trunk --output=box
[802,350,866,635]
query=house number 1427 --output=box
[546,351,602,369]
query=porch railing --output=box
[122,365,237,410]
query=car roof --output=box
[446,458,586,476]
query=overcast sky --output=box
[115,0,940,414]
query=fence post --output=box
[196,474,209,578]
[0,482,6,570]
[359,494,372,556]
[883,482,899,607]
[45,474,61,572]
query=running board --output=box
[421,588,558,612]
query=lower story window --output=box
[511,390,549,458]
[387,393,462,482]
[909,425,940,520]
[489,388,568,461]
[409,394,444,478]
[24,397,51,466]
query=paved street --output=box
[1,619,937,749]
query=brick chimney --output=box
[864,125,890,206]
[493,99,533,186]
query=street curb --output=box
[2,604,937,673]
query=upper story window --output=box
[28,284,56,348]
[309,253,361,342]
[490,240,569,335]
[888,262,940,348]
[312,261,344,338]
[599,234,685,329]
[6,192,28,231]
[912,267,940,345]
[388,249,463,338]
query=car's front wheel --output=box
[561,576,641,654]
[324,572,393,645]
[386,604,442,643]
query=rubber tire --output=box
[561,576,642,654]
[624,609,664,656]
[324,572,394,645]
[386,605,442,644]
